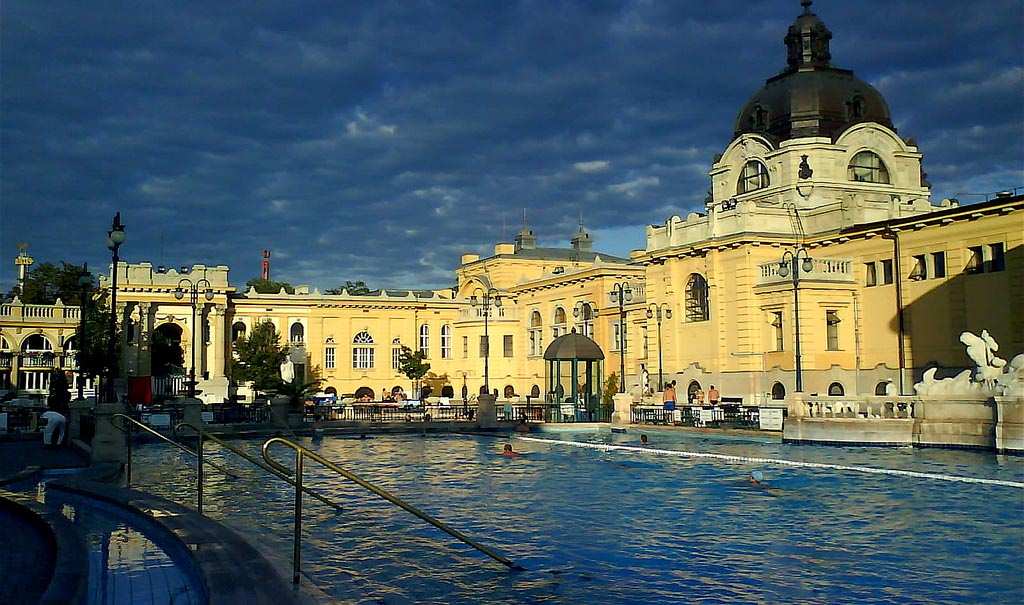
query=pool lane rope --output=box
[513,436,1024,489]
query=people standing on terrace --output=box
[708,385,720,407]
[663,381,677,411]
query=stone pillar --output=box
[270,395,291,427]
[207,305,224,379]
[476,393,497,429]
[91,401,127,465]
[179,397,203,428]
[995,396,1024,454]
[786,392,807,419]
[611,393,633,425]
[68,397,94,442]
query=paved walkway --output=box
[0,441,88,480]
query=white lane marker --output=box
[513,436,1024,489]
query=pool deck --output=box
[0,441,89,485]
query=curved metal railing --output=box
[111,413,240,495]
[262,436,522,583]
[174,422,343,515]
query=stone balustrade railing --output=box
[757,257,855,286]
[0,300,81,323]
[804,395,915,420]
[458,306,518,321]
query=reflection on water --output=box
[48,493,203,605]
[132,431,1024,604]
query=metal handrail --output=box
[174,422,343,515]
[262,436,523,584]
[111,413,240,498]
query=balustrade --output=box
[804,396,914,420]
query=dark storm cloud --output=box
[2,0,1022,290]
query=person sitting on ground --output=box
[708,384,720,406]
[502,443,520,458]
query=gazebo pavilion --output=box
[543,330,605,422]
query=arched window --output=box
[529,311,543,356]
[441,385,454,398]
[684,274,710,322]
[354,386,375,400]
[418,324,429,356]
[0,335,10,350]
[440,325,452,359]
[848,151,890,184]
[63,335,78,351]
[771,382,786,400]
[352,330,374,369]
[504,385,516,399]
[552,307,567,339]
[874,381,891,396]
[828,382,845,396]
[530,384,541,398]
[22,334,52,351]
[231,321,246,342]
[290,322,305,344]
[324,386,338,395]
[392,338,403,370]
[737,160,770,194]
[847,95,865,120]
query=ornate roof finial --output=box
[801,0,813,14]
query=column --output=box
[207,305,224,379]
[136,303,153,376]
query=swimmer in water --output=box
[502,443,520,458]
[749,470,764,485]
[749,470,782,496]
[640,434,649,446]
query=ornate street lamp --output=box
[778,247,814,392]
[646,303,672,391]
[174,277,214,399]
[77,263,91,400]
[469,288,502,395]
[608,281,633,393]
[104,213,126,403]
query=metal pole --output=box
[189,289,197,399]
[618,286,626,393]
[196,430,204,514]
[293,450,304,584]
[106,248,119,403]
[483,295,490,394]
[890,231,907,395]
[78,266,88,401]
[657,312,664,392]
[792,256,804,392]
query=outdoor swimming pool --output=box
[131,429,1024,604]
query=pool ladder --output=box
[111,415,522,581]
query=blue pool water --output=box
[131,429,1024,604]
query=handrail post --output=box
[197,430,204,514]
[125,420,132,487]
[293,449,303,585]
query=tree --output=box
[325,280,372,295]
[245,277,294,294]
[272,366,324,412]
[602,372,619,419]
[396,346,430,399]
[6,262,88,304]
[48,369,71,414]
[77,303,122,379]
[231,321,289,398]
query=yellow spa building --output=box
[2,2,1021,405]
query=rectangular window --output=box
[965,245,984,273]
[864,262,877,287]
[353,347,374,369]
[440,327,451,359]
[932,252,946,278]
[909,254,927,280]
[504,335,513,357]
[772,311,784,352]
[529,330,538,356]
[612,322,622,351]
[462,336,468,358]
[325,346,335,369]
[479,335,489,357]
[881,259,894,284]
[418,327,429,357]
[392,347,402,370]
[826,310,840,351]
[990,242,1005,272]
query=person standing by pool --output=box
[663,381,677,412]
[708,384,720,406]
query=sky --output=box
[2,0,1022,292]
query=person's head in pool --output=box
[504,443,513,453]
[750,470,765,484]
[640,434,649,445]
